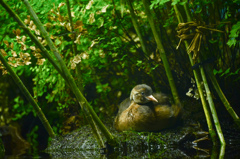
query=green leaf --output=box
[227,38,237,47]
[213,68,223,75]
[120,0,125,18]
[171,0,180,5]
[55,38,61,46]
[179,1,187,5]
[227,21,240,47]
[150,0,160,9]
[136,60,142,66]
[120,54,127,61]
[97,17,104,28]
[195,7,202,13]
[220,68,230,77]
[150,0,170,9]
[209,39,218,43]
[14,96,20,103]
[234,69,240,74]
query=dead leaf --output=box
[0,49,7,56]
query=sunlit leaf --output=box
[86,0,94,10]
[11,50,17,57]
[101,4,109,13]
[89,13,95,24]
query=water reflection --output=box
[3,141,240,159]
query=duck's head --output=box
[130,84,158,104]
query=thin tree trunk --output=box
[199,62,225,146]
[0,0,115,145]
[173,2,218,143]
[182,1,226,148]
[0,0,65,80]
[22,0,115,144]
[65,0,84,93]
[126,0,159,89]
[205,65,240,127]
[0,52,55,138]
[142,0,180,105]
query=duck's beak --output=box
[146,95,158,102]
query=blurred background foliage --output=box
[0,0,239,150]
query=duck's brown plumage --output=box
[114,84,182,132]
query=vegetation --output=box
[0,0,239,155]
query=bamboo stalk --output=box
[210,142,218,159]
[219,143,226,159]
[65,0,75,47]
[65,0,105,147]
[0,0,115,145]
[66,0,109,106]
[126,0,159,89]
[126,0,148,54]
[142,0,180,105]
[182,1,226,150]
[182,2,226,146]
[82,103,105,148]
[187,45,217,144]
[199,63,225,146]
[22,0,115,144]
[0,52,55,138]
[173,5,183,23]
[173,2,217,143]
[183,4,191,22]
[65,0,84,93]
[205,65,240,127]
[0,0,67,82]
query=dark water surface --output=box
[2,100,240,158]
[2,137,240,159]
[2,146,240,159]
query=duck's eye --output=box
[141,92,145,95]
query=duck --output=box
[114,84,182,132]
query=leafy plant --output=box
[227,21,240,47]
[213,68,240,81]
[26,125,39,155]
[12,96,34,121]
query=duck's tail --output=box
[172,102,183,121]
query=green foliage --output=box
[96,83,111,93]
[26,125,39,155]
[213,68,240,81]
[171,0,181,6]
[12,96,34,121]
[227,21,240,47]
[150,0,185,9]
[150,0,170,9]
[163,8,175,27]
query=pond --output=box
[1,100,240,159]
[1,141,240,158]
[1,121,240,159]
